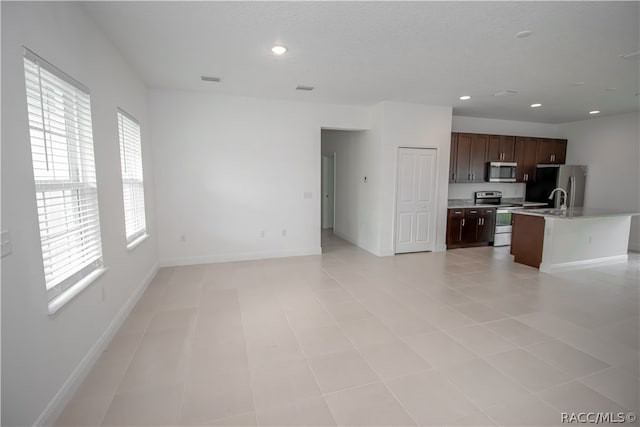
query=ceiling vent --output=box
[296,85,314,91]
[201,76,222,83]
[494,90,518,97]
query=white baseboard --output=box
[332,229,358,246]
[379,248,395,256]
[159,247,322,267]
[332,230,381,256]
[540,254,628,274]
[35,262,159,427]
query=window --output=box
[117,109,146,246]
[23,48,104,308]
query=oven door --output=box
[495,208,513,233]
[487,162,517,182]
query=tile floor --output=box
[56,231,640,426]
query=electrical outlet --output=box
[180,234,186,242]
[282,229,287,237]
[260,230,265,238]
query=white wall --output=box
[321,130,381,254]
[149,90,371,265]
[452,115,561,137]
[1,3,158,426]
[378,102,454,254]
[558,112,640,251]
[448,183,526,200]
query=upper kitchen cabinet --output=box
[450,133,458,182]
[486,135,516,162]
[514,137,538,183]
[449,132,568,183]
[552,139,567,163]
[451,133,487,183]
[536,138,567,164]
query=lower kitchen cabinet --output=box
[446,208,496,249]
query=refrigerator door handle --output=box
[569,175,576,208]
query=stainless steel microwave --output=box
[487,162,517,182]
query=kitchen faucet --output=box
[549,188,568,212]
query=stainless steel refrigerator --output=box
[525,165,588,208]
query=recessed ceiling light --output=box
[604,87,616,92]
[459,95,471,100]
[516,30,532,38]
[530,103,542,108]
[271,45,287,55]
[296,85,314,91]
[589,110,601,115]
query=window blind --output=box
[117,109,146,245]
[23,48,104,301]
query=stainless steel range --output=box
[474,191,517,247]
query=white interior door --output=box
[321,155,335,229]
[395,147,437,253]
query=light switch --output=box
[1,230,12,258]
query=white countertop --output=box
[513,207,640,219]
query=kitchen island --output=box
[511,207,638,273]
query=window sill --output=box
[127,233,149,251]
[48,267,107,315]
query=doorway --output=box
[321,154,335,230]
[395,147,437,253]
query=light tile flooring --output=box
[56,231,640,426]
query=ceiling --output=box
[84,1,639,124]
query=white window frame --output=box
[23,47,105,314]
[117,108,147,248]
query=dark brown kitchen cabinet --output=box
[552,139,567,163]
[514,137,538,183]
[449,132,568,183]
[451,133,487,183]
[453,133,472,182]
[510,213,545,268]
[477,208,495,243]
[449,133,458,182]
[536,138,567,164]
[446,209,465,246]
[460,210,480,244]
[447,208,495,249]
[469,134,488,182]
[487,135,516,162]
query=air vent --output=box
[494,90,518,97]
[296,85,314,91]
[201,76,221,83]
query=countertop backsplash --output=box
[448,182,526,200]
